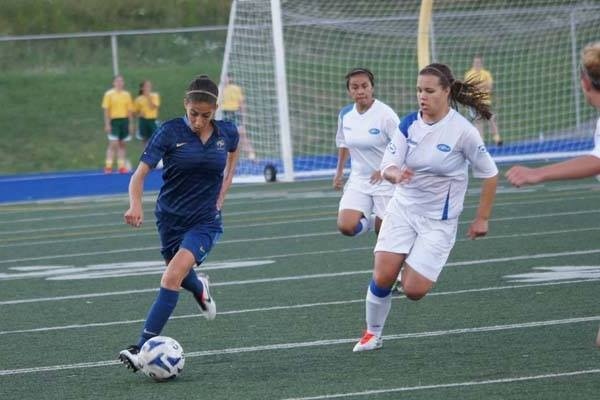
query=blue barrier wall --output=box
[0,170,164,203]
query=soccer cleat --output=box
[118,166,130,174]
[103,167,113,174]
[391,279,403,295]
[197,273,216,320]
[353,331,383,352]
[118,345,142,372]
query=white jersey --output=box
[591,117,600,159]
[336,99,400,195]
[381,109,498,220]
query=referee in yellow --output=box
[102,75,134,173]
[464,56,503,146]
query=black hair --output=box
[345,67,375,90]
[419,63,492,120]
[185,75,219,105]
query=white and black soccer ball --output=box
[139,336,185,381]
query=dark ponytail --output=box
[420,63,492,120]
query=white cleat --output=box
[353,331,383,352]
[197,273,216,320]
[118,345,142,372]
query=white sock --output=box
[354,216,370,236]
[366,286,392,337]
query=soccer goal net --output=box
[222,0,600,181]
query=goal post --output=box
[222,0,600,182]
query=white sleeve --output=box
[382,108,401,143]
[462,127,499,178]
[380,128,408,173]
[335,112,347,148]
[591,118,600,159]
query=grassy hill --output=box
[0,1,229,174]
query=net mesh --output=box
[223,0,600,179]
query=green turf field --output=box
[1,175,599,399]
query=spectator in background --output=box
[221,74,257,161]
[505,41,600,348]
[102,75,134,173]
[464,56,503,146]
[134,80,160,146]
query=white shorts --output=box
[374,202,458,282]
[338,188,391,219]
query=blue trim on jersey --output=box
[339,103,354,121]
[399,112,418,138]
[441,186,451,220]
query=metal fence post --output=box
[111,34,119,76]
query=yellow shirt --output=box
[134,93,160,119]
[102,89,133,119]
[221,84,244,111]
[464,68,493,104]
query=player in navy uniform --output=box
[118,75,239,371]
[353,63,499,352]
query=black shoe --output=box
[118,345,141,372]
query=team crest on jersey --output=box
[368,128,381,135]
[387,143,397,154]
[437,144,451,152]
[477,144,488,153]
[216,138,225,150]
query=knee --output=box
[160,270,182,290]
[402,286,427,301]
[337,221,357,236]
[373,270,397,289]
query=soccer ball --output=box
[139,336,185,381]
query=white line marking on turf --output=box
[2,247,600,302]
[0,315,598,376]
[1,277,598,335]
[2,208,600,264]
[279,369,600,400]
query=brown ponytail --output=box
[420,63,492,120]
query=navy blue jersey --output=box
[141,117,239,226]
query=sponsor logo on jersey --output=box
[343,125,351,130]
[176,142,187,148]
[368,128,381,135]
[387,143,397,154]
[437,144,451,152]
[407,138,418,146]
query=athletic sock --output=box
[181,268,204,302]
[352,216,370,236]
[365,280,392,337]
[137,287,179,348]
[105,159,113,169]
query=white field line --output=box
[0,192,596,232]
[1,211,600,264]
[0,203,337,226]
[1,315,598,376]
[1,219,599,251]
[280,369,600,400]
[2,247,600,306]
[1,277,599,336]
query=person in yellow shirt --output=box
[464,56,503,146]
[134,80,160,146]
[102,75,134,173]
[221,74,256,161]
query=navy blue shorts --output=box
[156,218,222,265]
